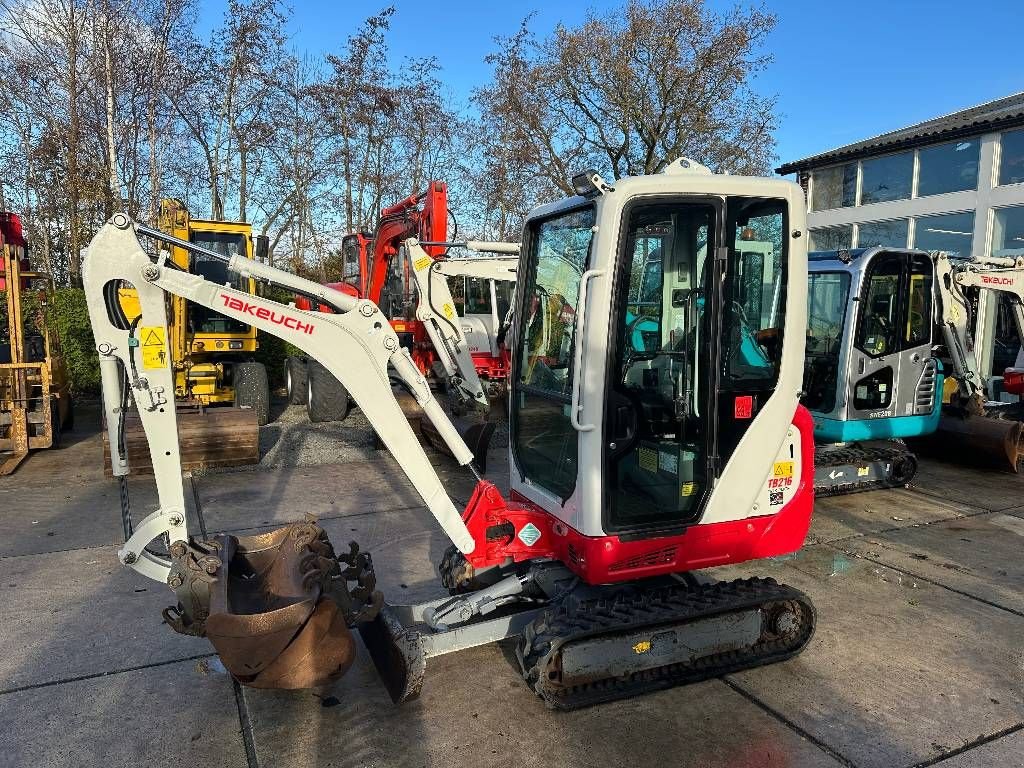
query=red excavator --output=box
[84,159,817,711]
[285,182,517,431]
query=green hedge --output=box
[253,285,304,389]
[1,287,100,394]
[51,288,101,394]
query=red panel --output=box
[464,404,816,585]
[0,212,26,248]
[469,351,510,382]
[1004,368,1024,396]
[734,395,753,419]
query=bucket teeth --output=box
[165,521,381,689]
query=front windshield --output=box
[519,207,594,396]
[802,271,851,412]
[189,231,250,335]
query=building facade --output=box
[777,93,1024,383]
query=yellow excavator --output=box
[103,200,269,472]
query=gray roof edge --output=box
[777,92,1024,176]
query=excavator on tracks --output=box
[803,246,1024,495]
[83,159,816,709]
[285,182,518,425]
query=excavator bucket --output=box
[420,417,497,473]
[914,412,1024,473]
[166,522,381,689]
[103,406,259,475]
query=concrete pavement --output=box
[1,406,1022,767]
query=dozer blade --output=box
[913,412,1024,473]
[357,605,427,704]
[166,522,381,689]
[103,405,259,475]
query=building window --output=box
[999,129,1024,186]
[913,211,975,256]
[917,139,979,197]
[860,152,913,204]
[808,225,853,251]
[810,163,857,211]
[857,219,909,248]
[992,206,1024,257]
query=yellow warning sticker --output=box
[413,255,432,272]
[857,466,870,477]
[638,447,658,473]
[680,482,696,497]
[633,640,651,654]
[140,326,165,347]
[773,461,794,478]
[139,326,168,370]
[442,303,455,320]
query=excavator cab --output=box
[806,248,956,492]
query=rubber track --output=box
[814,442,915,497]
[517,577,815,710]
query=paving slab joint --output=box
[824,543,1024,619]
[232,679,260,768]
[907,721,1024,768]
[721,677,861,768]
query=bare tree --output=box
[474,0,778,220]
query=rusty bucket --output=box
[915,412,1024,473]
[180,522,360,689]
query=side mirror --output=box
[254,235,270,263]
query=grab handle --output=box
[570,268,605,432]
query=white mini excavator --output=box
[84,160,816,709]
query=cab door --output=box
[848,252,934,421]
[510,205,596,502]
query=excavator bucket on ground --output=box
[164,521,382,689]
[912,412,1024,473]
[392,388,498,473]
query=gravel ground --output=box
[257,398,379,468]
[197,387,509,475]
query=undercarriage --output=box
[814,440,918,496]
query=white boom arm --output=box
[83,215,478,584]
[405,238,517,410]
[934,251,1024,401]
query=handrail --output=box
[569,268,605,432]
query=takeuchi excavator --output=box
[803,246,1024,495]
[83,159,816,709]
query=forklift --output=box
[104,200,271,473]
[0,212,72,474]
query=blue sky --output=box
[199,0,1023,173]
